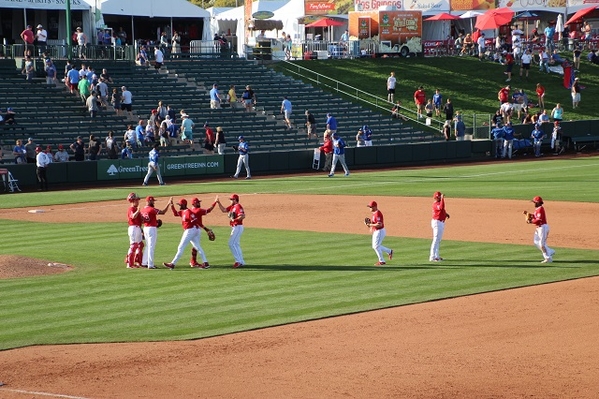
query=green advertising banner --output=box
[97,159,147,181]
[163,155,224,177]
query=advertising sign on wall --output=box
[304,0,337,15]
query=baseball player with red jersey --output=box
[430,191,450,262]
[526,196,555,263]
[125,192,144,268]
[216,193,246,268]
[163,197,216,270]
[365,200,394,266]
[189,197,217,267]
[140,195,172,269]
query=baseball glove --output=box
[523,211,533,224]
[364,217,371,226]
[157,219,163,228]
[228,211,236,221]
[206,229,216,241]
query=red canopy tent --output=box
[475,7,515,31]
[565,6,599,25]
[425,13,460,21]
[306,18,345,28]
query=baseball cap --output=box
[203,121,209,128]
[229,194,239,201]
[367,200,377,208]
[28,137,33,141]
[192,197,201,203]
[37,24,42,28]
[177,198,187,206]
[7,107,13,112]
[127,192,140,202]
[532,196,543,203]
[146,196,156,202]
[433,191,442,199]
[151,109,157,113]
[238,135,244,140]
[58,144,64,149]
[46,145,51,150]
[35,146,42,152]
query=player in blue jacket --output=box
[491,123,505,158]
[530,124,545,157]
[328,132,350,177]
[502,122,515,159]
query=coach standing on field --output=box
[35,146,50,191]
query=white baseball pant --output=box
[234,154,251,178]
[229,225,245,264]
[330,153,349,175]
[372,228,392,263]
[430,219,445,260]
[534,224,554,260]
[502,139,513,159]
[171,227,207,265]
[142,226,158,267]
[143,162,164,185]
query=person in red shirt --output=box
[430,191,450,262]
[413,86,426,120]
[318,131,333,172]
[203,122,215,154]
[504,52,515,82]
[365,200,394,266]
[535,83,545,110]
[20,25,34,56]
[163,197,216,270]
[498,85,510,105]
[526,196,555,263]
[140,195,172,269]
[125,192,143,269]
[216,193,246,268]
[189,197,217,267]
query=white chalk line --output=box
[0,387,91,399]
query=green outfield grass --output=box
[0,157,597,351]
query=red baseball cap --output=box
[433,191,442,199]
[230,194,239,201]
[367,200,377,208]
[178,198,187,206]
[192,197,201,203]
[146,196,156,202]
[58,144,64,149]
[532,196,543,203]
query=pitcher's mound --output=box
[0,255,73,279]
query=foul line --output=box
[0,387,91,399]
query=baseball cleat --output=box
[200,262,210,269]
[147,266,157,269]
[163,262,175,269]
[541,258,553,263]
[126,265,141,269]
[388,250,393,261]
[233,262,244,268]
[375,261,386,266]
[190,262,201,268]
[430,257,443,262]
[327,174,334,177]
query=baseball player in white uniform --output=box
[140,196,172,269]
[365,200,393,266]
[216,194,246,268]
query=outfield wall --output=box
[1,140,492,190]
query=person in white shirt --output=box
[35,146,50,190]
[387,71,396,103]
[519,48,532,79]
[35,24,47,55]
[54,144,70,162]
[477,33,486,61]
[154,46,164,70]
[121,86,133,119]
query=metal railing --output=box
[274,59,441,131]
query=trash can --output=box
[568,38,574,51]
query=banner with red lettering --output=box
[304,0,337,15]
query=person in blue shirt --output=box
[135,120,145,147]
[491,123,505,158]
[12,139,27,164]
[280,96,292,130]
[502,122,515,159]
[232,136,251,179]
[326,113,337,134]
[120,143,133,159]
[530,124,545,157]
[432,89,443,117]
[549,49,564,65]
[544,25,555,52]
[142,143,165,186]
[328,132,350,177]
[362,125,373,146]
[210,83,221,109]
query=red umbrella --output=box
[425,13,460,21]
[475,7,515,31]
[306,18,345,28]
[565,6,598,25]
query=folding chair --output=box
[7,171,21,192]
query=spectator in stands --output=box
[45,60,57,86]
[573,46,582,69]
[70,136,85,161]
[4,107,16,126]
[442,120,451,141]
[325,113,338,134]
[391,100,407,121]
[13,139,26,164]
[110,87,121,115]
[75,27,88,59]
[571,77,581,108]
[121,86,133,119]
[536,83,545,110]
[453,112,466,141]
[180,114,195,148]
[25,137,37,164]
[226,85,239,108]
[66,64,79,95]
[120,143,133,159]
[521,111,533,125]
[86,90,99,118]
[145,119,155,146]
[215,126,227,155]
[22,55,34,82]
[413,86,426,119]
[280,96,293,130]
[582,21,592,49]
[443,98,454,121]
[160,31,169,57]
[425,99,434,121]
[20,25,34,56]
[154,46,164,70]
[551,103,563,122]
[35,24,47,55]
[433,88,442,117]
[477,32,486,61]
[105,131,119,159]
[512,88,528,120]
[355,128,365,147]
[87,134,101,160]
[100,68,113,83]
[520,48,532,79]
[461,33,473,56]
[504,51,515,82]
[167,105,176,122]
[551,121,562,154]
[124,124,137,149]
[135,120,145,147]
[538,48,550,73]
[54,144,69,162]
[156,101,168,121]
[500,101,513,125]
[202,122,215,154]
[502,122,515,159]
[78,77,91,103]
[171,31,181,58]
[159,116,171,147]
[319,130,333,172]
[210,83,221,109]
[492,109,503,128]
[454,33,463,55]
[538,109,550,124]
[305,110,317,138]
[544,24,555,52]
[549,49,564,65]
[135,45,148,67]
[588,50,599,64]
[241,85,256,111]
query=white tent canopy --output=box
[92,0,210,18]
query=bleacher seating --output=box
[0,57,438,163]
